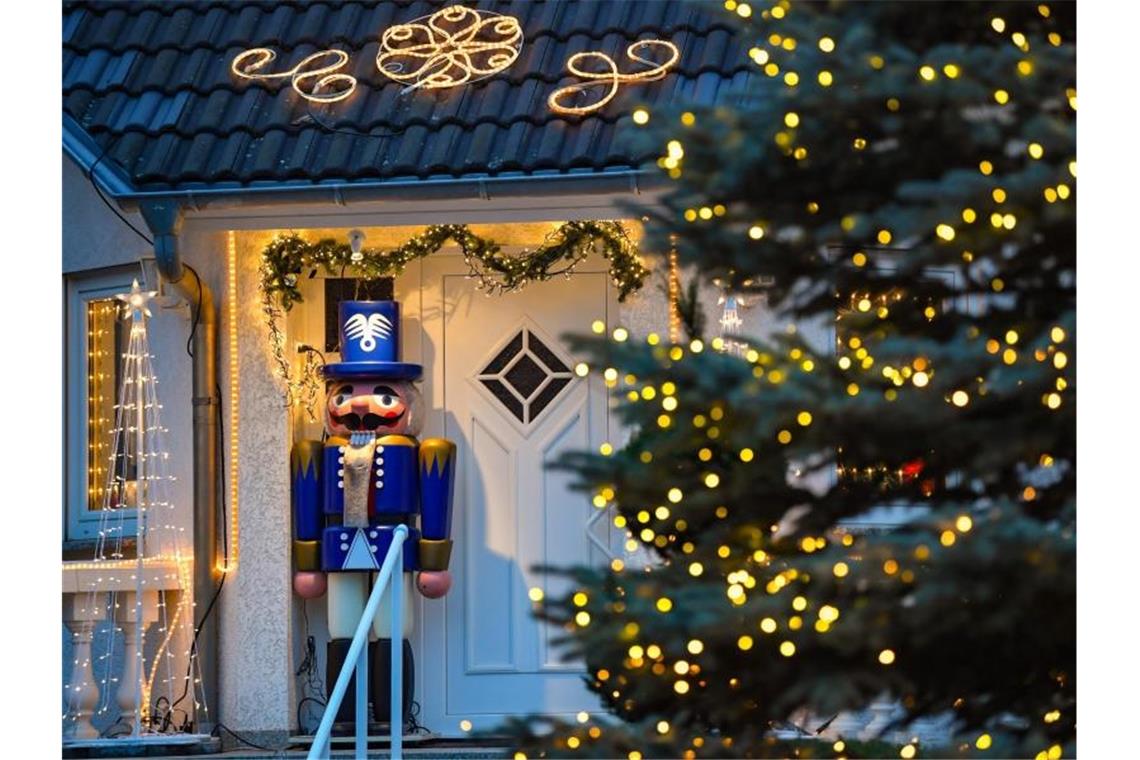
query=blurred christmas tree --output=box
[502,1,1075,758]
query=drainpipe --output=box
[138,200,220,735]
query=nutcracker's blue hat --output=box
[322,300,423,381]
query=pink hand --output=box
[294,571,327,599]
[417,570,452,598]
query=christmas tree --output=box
[503,2,1075,758]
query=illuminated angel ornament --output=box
[231,47,357,103]
[376,5,524,93]
[548,39,680,116]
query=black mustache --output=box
[333,411,403,431]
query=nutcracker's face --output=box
[325,379,423,437]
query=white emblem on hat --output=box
[344,312,393,352]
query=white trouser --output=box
[327,572,414,640]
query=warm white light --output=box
[376,6,523,92]
[232,48,357,103]
[548,40,680,116]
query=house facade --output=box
[62,0,771,745]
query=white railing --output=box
[308,524,407,760]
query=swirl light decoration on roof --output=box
[231,48,357,103]
[375,5,524,92]
[548,39,680,116]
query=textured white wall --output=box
[217,229,296,736]
[62,156,151,274]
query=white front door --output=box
[411,252,617,735]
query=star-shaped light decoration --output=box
[116,279,158,322]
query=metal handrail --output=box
[308,525,407,760]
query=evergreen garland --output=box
[259,220,648,405]
[261,220,648,311]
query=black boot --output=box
[371,638,414,731]
[325,638,375,731]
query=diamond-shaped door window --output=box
[477,327,575,426]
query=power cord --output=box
[212,722,286,754]
[168,382,228,722]
[299,107,407,140]
[85,151,153,246]
[184,264,203,359]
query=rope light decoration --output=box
[224,231,240,571]
[259,222,649,403]
[548,40,680,116]
[376,5,524,92]
[231,48,357,103]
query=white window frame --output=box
[64,266,140,543]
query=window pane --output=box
[85,297,131,513]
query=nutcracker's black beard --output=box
[331,410,404,432]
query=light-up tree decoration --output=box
[64,281,208,741]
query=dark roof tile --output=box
[64,0,744,190]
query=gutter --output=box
[137,200,221,736]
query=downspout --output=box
[138,200,220,734]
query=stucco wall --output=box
[217,229,296,739]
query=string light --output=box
[668,248,681,344]
[223,231,240,572]
[376,6,523,92]
[231,48,356,103]
[548,40,680,116]
[260,222,647,399]
[65,283,206,739]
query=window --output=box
[475,324,575,429]
[64,267,141,544]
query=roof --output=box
[63,0,750,195]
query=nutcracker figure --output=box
[291,300,456,729]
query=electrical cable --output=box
[184,265,203,360]
[168,382,228,719]
[301,107,407,140]
[211,722,283,753]
[85,151,154,247]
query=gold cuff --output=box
[418,539,453,571]
[294,540,320,571]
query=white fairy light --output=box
[64,282,208,740]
